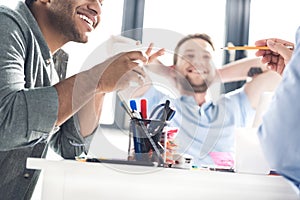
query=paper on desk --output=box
[209,152,234,167]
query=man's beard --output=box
[48,4,87,43]
[178,76,209,93]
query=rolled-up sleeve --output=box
[49,114,95,159]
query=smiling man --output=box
[137,33,282,167]
[0,0,162,199]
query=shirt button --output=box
[24,173,30,179]
[45,59,51,65]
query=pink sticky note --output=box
[209,152,234,167]
[163,127,179,141]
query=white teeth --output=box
[79,14,94,27]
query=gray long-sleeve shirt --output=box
[0,2,93,199]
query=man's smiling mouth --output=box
[187,66,208,74]
[78,13,96,29]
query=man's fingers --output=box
[255,39,267,47]
[267,40,293,62]
[145,43,154,56]
[261,54,272,64]
[148,48,165,63]
[255,50,265,57]
[126,51,148,63]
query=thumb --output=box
[267,40,292,62]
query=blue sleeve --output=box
[223,88,256,127]
[258,27,300,189]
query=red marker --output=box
[140,99,147,119]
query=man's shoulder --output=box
[0,2,35,45]
[0,1,31,28]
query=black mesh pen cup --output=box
[129,118,166,164]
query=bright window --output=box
[143,0,226,67]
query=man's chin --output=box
[79,37,89,43]
[181,83,208,93]
[73,34,89,44]
[190,81,209,93]
[193,87,208,93]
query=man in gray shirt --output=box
[0,0,162,199]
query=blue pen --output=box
[130,100,137,111]
[129,100,141,119]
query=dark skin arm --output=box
[55,45,165,137]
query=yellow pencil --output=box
[221,45,293,50]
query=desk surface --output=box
[27,158,299,200]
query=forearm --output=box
[77,93,105,137]
[54,51,148,129]
[54,69,99,126]
[244,70,281,109]
[216,57,266,83]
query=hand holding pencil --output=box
[254,38,294,75]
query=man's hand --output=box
[144,42,165,63]
[255,38,294,75]
[93,43,165,93]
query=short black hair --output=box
[173,33,215,65]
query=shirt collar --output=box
[16,1,52,62]
[180,95,213,110]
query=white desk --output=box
[27,158,299,200]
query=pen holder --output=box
[129,118,166,163]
